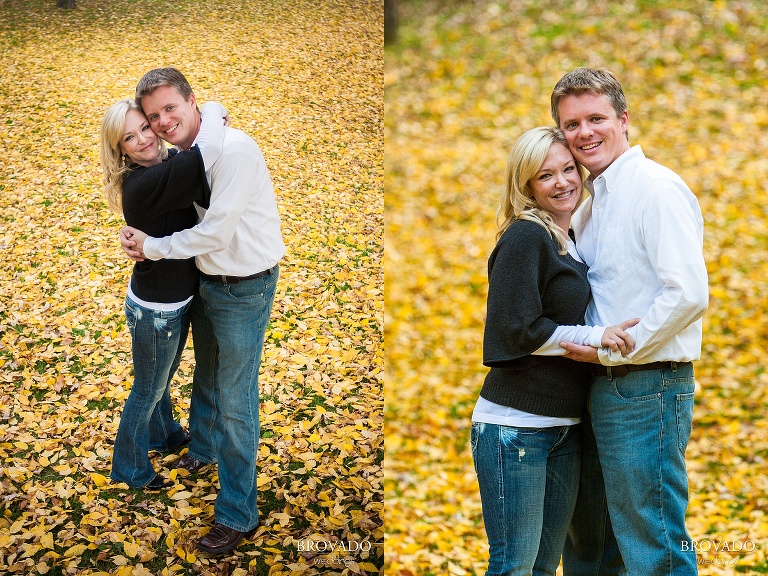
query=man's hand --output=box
[560,342,600,363]
[120,226,148,262]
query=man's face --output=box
[140,85,198,150]
[557,92,629,179]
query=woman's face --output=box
[119,109,161,167]
[529,142,581,227]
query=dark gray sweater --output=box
[122,148,211,304]
[480,219,592,418]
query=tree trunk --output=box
[57,0,76,8]
[384,0,398,45]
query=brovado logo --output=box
[297,539,373,553]
[682,539,756,553]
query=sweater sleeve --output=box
[483,223,559,366]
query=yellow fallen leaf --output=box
[90,472,108,487]
[64,544,87,558]
[123,541,138,558]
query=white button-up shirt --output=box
[570,146,708,365]
[143,126,286,276]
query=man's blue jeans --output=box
[111,296,190,487]
[571,363,698,576]
[187,266,278,532]
[471,421,582,576]
[563,411,624,576]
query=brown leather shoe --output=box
[196,523,257,555]
[174,454,208,474]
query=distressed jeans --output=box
[572,362,698,576]
[111,296,190,487]
[186,266,278,532]
[471,421,582,576]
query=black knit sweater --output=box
[480,219,592,418]
[122,147,211,304]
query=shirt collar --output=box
[588,145,644,191]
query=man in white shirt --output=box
[551,68,708,576]
[121,68,286,555]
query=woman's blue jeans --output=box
[185,267,278,532]
[472,421,582,576]
[111,296,190,487]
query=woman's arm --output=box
[533,319,638,356]
[532,325,605,356]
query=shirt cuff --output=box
[142,236,162,261]
[586,326,606,348]
[597,345,631,366]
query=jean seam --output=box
[658,387,673,576]
[497,425,504,500]
[497,425,508,569]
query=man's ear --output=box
[620,110,629,134]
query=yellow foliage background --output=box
[385,1,768,575]
[0,1,382,575]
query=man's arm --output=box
[560,342,600,363]
[121,229,145,261]
[599,178,708,365]
[142,140,261,261]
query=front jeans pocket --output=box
[470,423,480,473]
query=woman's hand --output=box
[601,318,641,357]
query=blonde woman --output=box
[99,98,226,489]
[471,127,637,575]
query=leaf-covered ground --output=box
[0,1,382,574]
[385,1,768,574]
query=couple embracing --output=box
[99,67,285,555]
[472,67,709,575]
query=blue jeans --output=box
[563,411,624,576]
[111,296,190,487]
[187,266,278,532]
[576,363,697,576]
[471,421,582,576]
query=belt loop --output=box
[606,366,613,380]
[671,361,677,373]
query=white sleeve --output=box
[533,325,606,356]
[195,102,227,169]
[143,140,256,260]
[598,179,708,365]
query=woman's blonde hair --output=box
[99,98,167,212]
[497,126,586,254]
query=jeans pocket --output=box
[125,300,138,332]
[613,374,663,401]
[676,392,694,456]
[470,423,480,473]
